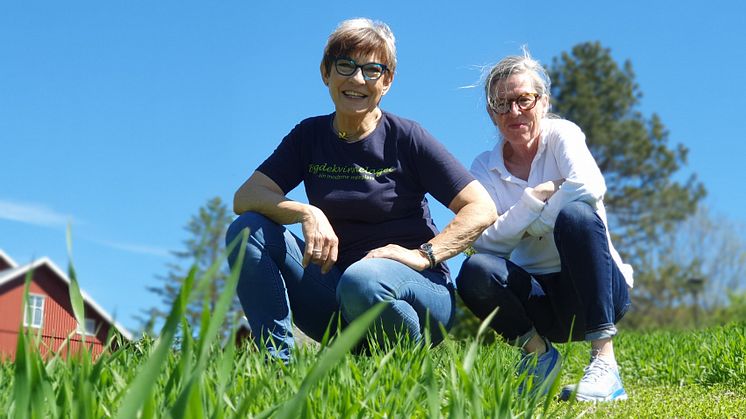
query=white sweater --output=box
[471,118,634,288]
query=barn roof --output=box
[0,254,133,341]
[0,249,18,270]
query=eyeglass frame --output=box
[329,56,389,81]
[489,93,542,115]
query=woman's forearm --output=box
[429,181,497,264]
[233,171,310,225]
[234,171,340,273]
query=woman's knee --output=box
[554,202,606,243]
[227,211,262,243]
[456,253,509,301]
[225,212,290,267]
[226,211,283,245]
[556,201,596,228]
[336,260,390,311]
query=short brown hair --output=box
[321,18,397,79]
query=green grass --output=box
[3,323,745,417]
[4,234,744,417]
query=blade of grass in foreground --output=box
[66,225,87,345]
[463,307,498,374]
[169,230,248,418]
[11,269,35,419]
[273,302,387,419]
[113,265,198,419]
[192,229,247,364]
[211,321,239,419]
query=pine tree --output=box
[549,41,706,255]
[138,196,242,335]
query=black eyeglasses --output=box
[331,56,389,81]
[490,93,541,114]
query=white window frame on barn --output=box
[24,294,45,328]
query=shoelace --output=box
[580,357,616,384]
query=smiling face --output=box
[321,53,393,119]
[488,73,549,150]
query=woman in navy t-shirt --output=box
[226,18,496,362]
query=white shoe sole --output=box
[574,390,628,402]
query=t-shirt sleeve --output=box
[409,124,475,208]
[256,123,306,194]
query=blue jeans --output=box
[456,201,631,345]
[225,212,455,361]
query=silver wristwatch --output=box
[418,243,436,269]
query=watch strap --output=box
[419,243,436,269]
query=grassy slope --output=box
[1,322,744,418]
[3,241,743,417]
[554,323,746,417]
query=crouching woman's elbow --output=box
[469,181,497,229]
[451,180,497,232]
[478,199,497,230]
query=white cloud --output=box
[91,239,171,258]
[0,198,170,258]
[0,199,73,228]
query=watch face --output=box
[420,243,432,252]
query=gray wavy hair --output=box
[321,18,397,79]
[484,46,551,109]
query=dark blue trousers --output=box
[457,201,631,343]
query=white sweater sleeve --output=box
[528,120,606,234]
[470,155,545,257]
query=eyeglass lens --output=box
[493,93,539,114]
[334,58,386,80]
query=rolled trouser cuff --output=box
[585,324,617,341]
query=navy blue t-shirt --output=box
[257,111,474,277]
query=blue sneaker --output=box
[560,356,628,402]
[517,338,562,395]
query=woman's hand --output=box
[364,244,430,271]
[300,205,339,274]
[530,178,565,202]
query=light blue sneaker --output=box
[560,356,628,402]
[517,338,562,395]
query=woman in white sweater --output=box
[456,49,633,402]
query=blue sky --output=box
[2,1,744,333]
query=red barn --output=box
[0,249,132,360]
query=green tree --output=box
[625,206,746,328]
[549,41,706,254]
[138,196,242,335]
